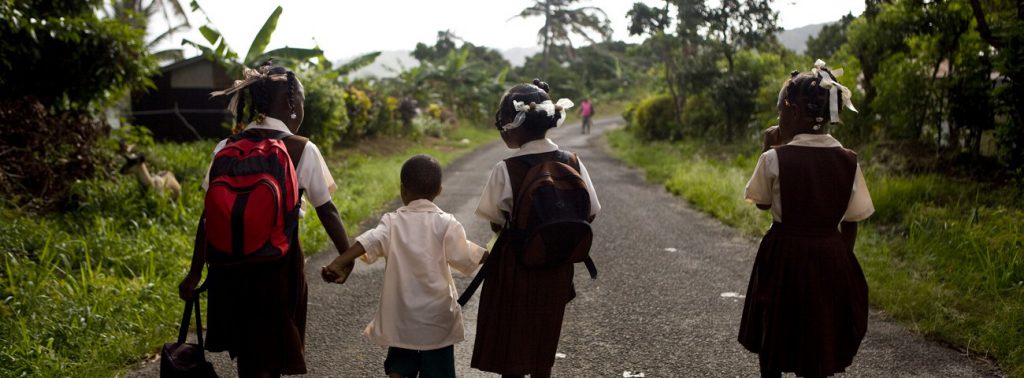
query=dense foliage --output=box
[0,0,155,211]
[623,0,1023,180]
[0,0,155,110]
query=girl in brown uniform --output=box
[472,79,601,377]
[739,61,874,378]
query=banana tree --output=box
[419,46,508,121]
[182,3,322,77]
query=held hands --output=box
[321,256,355,284]
[178,271,201,301]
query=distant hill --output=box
[777,22,828,54]
[341,46,541,78]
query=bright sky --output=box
[154,0,865,62]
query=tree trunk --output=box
[542,0,551,78]
[659,35,683,135]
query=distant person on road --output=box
[179,62,352,377]
[321,154,487,378]
[739,60,874,378]
[471,79,601,378]
[579,98,594,134]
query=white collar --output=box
[787,133,843,148]
[244,116,293,135]
[398,199,442,213]
[511,138,558,157]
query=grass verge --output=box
[607,129,1024,377]
[0,125,497,377]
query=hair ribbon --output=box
[500,99,575,133]
[209,66,288,117]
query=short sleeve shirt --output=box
[355,199,486,350]
[744,133,874,222]
[475,138,602,226]
[201,117,337,207]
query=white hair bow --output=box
[812,59,858,124]
[500,99,575,133]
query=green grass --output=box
[0,125,498,377]
[607,129,1024,377]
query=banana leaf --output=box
[244,6,283,65]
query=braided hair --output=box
[778,69,844,135]
[493,78,563,132]
[231,62,300,133]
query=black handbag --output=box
[160,284,217,377]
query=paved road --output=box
[133,117,1000,377]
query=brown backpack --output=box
[505,150,595,270]
[458,150,597,306]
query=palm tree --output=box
[511,0,613,76]
[105,0,191,62]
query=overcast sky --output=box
[153,0,865,62]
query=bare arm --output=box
[321,242,366,284]
[178,214,207,300]
[315,201,350,254]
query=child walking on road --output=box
[471,79,601,378]
[179,62,351,377]
[739,61,874,378]
[321,154,487,378]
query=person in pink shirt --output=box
[579,98,594,134]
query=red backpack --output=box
[204,130,306,265]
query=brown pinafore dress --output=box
[738,145,869,377]
[471,151,579,375]
[204,133,309,374]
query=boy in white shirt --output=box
[321,154,487,378]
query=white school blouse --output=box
[475,138,602,226]
[744,133,875,223]
[356,199,486,350]
[201,116,337,208]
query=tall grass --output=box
[608,129,1024,377]
[0,125,497,376]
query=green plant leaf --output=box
[256,47,324,67]
[151,49,185,62]
[244,5,283,65]
[334,51,381,76]
[181,38,216,58]
[198,25,221,46]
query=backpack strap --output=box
[282,135,308,169]
[505,150,576,202]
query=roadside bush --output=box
[343,87,374,141]
[681,93,718,139]
[411,115,446,139]
[622,101,637,129]
[370,96,400,136]
[297,69,348,151]
[631,93,679,140]
[0,98,109,212]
